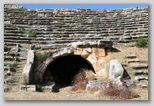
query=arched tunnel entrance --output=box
[42,55,95,85]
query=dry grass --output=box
[89,81,140,100]
[71,69,96,92]
[71,69,87,91]
[103,82,139,99]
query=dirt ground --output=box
[4,46,148,100]
[105,45,148,64]
[4,86,148,100]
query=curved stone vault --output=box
[23,41,113,84]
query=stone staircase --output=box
[4,6,148,50]
[4,5,148,91]
[124,54,148,88]
[4,40,29,90]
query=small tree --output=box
[135,37,148,47]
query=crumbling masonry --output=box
[4,4,148,90]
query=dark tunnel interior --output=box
[43,55,95,85]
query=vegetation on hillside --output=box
[135,37,148,47]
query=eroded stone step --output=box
[4,36,31,40]
[4,51,27,56]
[117,43,135,47]
[4,39,30,43]
[4,56,27,61]
[130,63,148,69]
[137,80,148,88]
[125,54,137,58]
[132,70,148,75]
[126,59,148,63]
[134,76,148,82]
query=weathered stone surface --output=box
[125,54,137,58]
[134,76,148,82]
[92,61,102,72]
[76,48,82,55]
[86,54,97,64]
[123,79,134,87]
[4,4,148,89]
[108,59,124,81]
[20,85,36,91]
[85,80,108,91]
[130,64,148,69]
[92,47,106,57]
[41,82,55,91]
[96,68,108,80]
[22,50,35,84]
[81,48,91,58]
[138,80,148,88]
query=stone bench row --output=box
[4,27,147,33]
[134,76,148,82]
[5,12,147,18]
[4,34,148,41]
[4,28,148,35]
[126,59,148,63]
[137,80,148,88]
[9,22,148,28]
[6,18,147,23]
[130,64,148,69]
[132,70,148,75]
[5,11,148,17]
[4,55,27,61]
[4,23,147,29]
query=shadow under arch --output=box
[43,55,95,85]
[34,48,96,86]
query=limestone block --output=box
[4,21,10,24]
[96,68,109,80]
[42,82,55,91]
[86,54,97,64]
[22,50,35,84]
[27,50,35,64]
[97,58,106,68]
[92,61,102,72]
[85,80,108,91]
[22,63,32,84]
[84,48,92,53]
[81,48,91,58]
[76,48,82,55]
[97,56,105,62]
[92,48,105,58]
[108,59,124,81]
[20,85,36,92]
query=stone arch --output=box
[44,55,95,84]
[34,41,113,84]
[34,47,95,84]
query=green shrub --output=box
[135,37,148,47]
[25,29,37,36]
[36,51,46,61]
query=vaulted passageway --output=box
[43,55,95,85]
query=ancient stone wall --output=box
[4,4,148,90]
